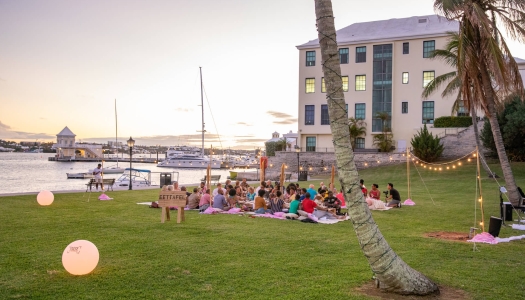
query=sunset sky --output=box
[1,0,523,149]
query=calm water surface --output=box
[0,153,253,194]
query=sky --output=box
[1,0,523,149]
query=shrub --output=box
[411,124,444,162]
[265,142,276,157]
[433,116,473,128]
[481,95,525,161]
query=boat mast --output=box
[115,99,118,167]
[200,67,205,157]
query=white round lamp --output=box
[62,240,99,275]
[37,190,54,206]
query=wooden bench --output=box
[201,175,221,185]
[85,178,115,192]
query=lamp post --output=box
[295,146,300,181]
[127,137,135,190]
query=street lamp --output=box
[127,137,135,190]
[295,145,300,181]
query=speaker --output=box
[489,216,502,237]
[500,202,513,221]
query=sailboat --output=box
[88,99,125,174]
[157,68,223,169]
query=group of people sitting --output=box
[359,179,402,209]
[155,178,401,218]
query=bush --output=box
[411,124,444,162]
[481,95,525,161]
[433,116,473,128]
[265,142,277,157]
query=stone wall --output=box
[266,151,407,176]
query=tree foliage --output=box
[348,117,366,149]
[433,116,472,128]
[411,124,444,162]
[373,112,394,152]
[481,95,525,161]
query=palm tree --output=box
[314,0,439,295]
[373,112,394,152]
[348,117,366,149]
[421,32,495,177]
[434,0,525,206]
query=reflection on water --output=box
[0,153,255,194]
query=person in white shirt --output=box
[92,163,104,190]
[212,183,223,197]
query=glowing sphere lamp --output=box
[37,190,54,206]
[62,240,99,275]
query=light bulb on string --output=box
[439,168,442,171]
[468,158,471,162]
[458,162,462,166]
[452,165,456,169]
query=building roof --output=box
[297,15,459,49]
[266,137,296,143]
[56,126,76,137]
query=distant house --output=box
[52,126,103,159]
[266,131,298,151]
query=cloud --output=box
[235,122,252,126]
[234,138,268,143]
[0,120,54,140]
[266,111,297,125]
[0,77,5,82]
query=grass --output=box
[1,161,525,299]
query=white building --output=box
[52,126,103,159]
[296,15,524,153]
[266,131,298,151]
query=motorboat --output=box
[115,168,152,187]
[157,146,223,169]
[66,172,94,179]
[88,164,125,174]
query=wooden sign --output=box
[157,191,187,223]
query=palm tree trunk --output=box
[314,0,439,295]
[479,66,520,206]
[471,107,494,177]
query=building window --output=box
[402,72,409,84]
[305,78,315,93]
[355,137,365,149]
[423,71,435,87]
[402,102,408,114]
[339,48,349,64]
[306,51,316,66]
[457,100,467,116]
[355,103,366,120]
[422,101,434,124]
[355,75,366,91]
[372,44,393,132]
[321,105,330,125]
[356,46,366,63]
[321,78,326,93]
[423,40,435,58]
[342,76,349,92]
[305,105,315,125]
[306,137,316,152]
[403,42,409,54]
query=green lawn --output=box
[1,162,525,299]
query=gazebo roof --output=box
[57,126,76,137]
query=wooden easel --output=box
[157,191,187,223]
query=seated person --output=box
[298,192,316,217]
[254,189,270,214]
[240,178,248,189]
[285,195,301,219]
[359,179,367,196]
[173,181,181,191]
[299,188,308,201]
[386,183,401,207]
[368,184,381,200]
[269,190,285,214]
[245,186,256,201]
[212,189,229,211]
[199,189,211,211]
[227,188,239,208]
[323,191,342,214]
[187,188,201,209]
[212,183,223,197]
[336,189,346,207]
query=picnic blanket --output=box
[511,224,525,231]
[367,198,392,210]
[468,232,525,244]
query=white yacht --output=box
[157,146,222,169]
[115,168,152,187]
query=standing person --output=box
[199,189,211,211]
[92,163,104,191]
[187,188,201,209]
[386,183,401,207]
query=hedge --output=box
[433,116,472,128]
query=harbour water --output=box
[0,153,255,195]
